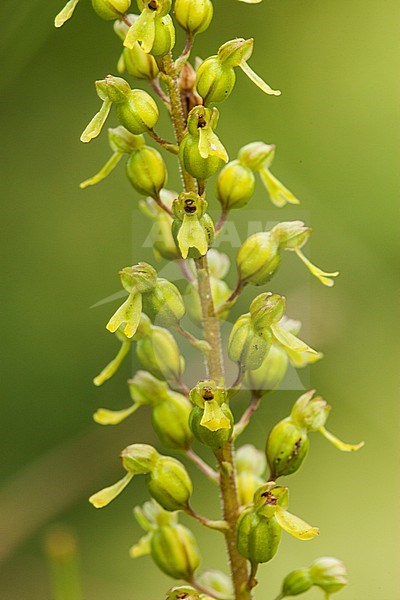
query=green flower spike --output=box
[106,263,157,338]
[291,390,364,452]
[238,142,300,207]
[172,192,214,259]
[196,38,280,105]
[124,0,175,57]
[81,76,159,143]
[89,443,159,508]
[179,106,228,180]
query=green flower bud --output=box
[228,313,272,371]
[189,404,234,449]
[216,160,255,210]
[92,0,131,20]
[236,232,281,286]
[243,345,288,395]
[120,262,158,293]
[236,509,281,564]
[151,523,200,579]
[172,193,214,259]
[139,191,181,261]
[174,0,213,35]
[166,587,201,600]
[271,221,311,250]
[121,443,159,474]
[116,87,159,134]
[207,249,230,279]
[126,146,167,198]
[236,471,264,507]
[148,456,193,511]
[128,369,169,404]
[281,568,313,596]
[136,322,185,385]
[238,141,275,171]
[124,1,175,57]
[197,570,233,598]
[250,292,286,330]
[114,19,159,80]
[152,391,193,450]
[179,106,228,180]
[196,38,280,105]
[236,444,266,476]
[291,390,330,432]
[109,125,144,153]
[142,278,185,327]
[266,418,309,479]
[186,277,231,326]
[310,557,348,594]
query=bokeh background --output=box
[1,0,399,598]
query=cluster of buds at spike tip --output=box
[235,444,266,506]
[114,18,160,80]
[266,390,364,479]
[217,141,299,210]
[196,38,280,106]
[229,293,319,371]
[106,263,185,338]
[54,0,131,27]
[94,370,193,450]
[236,483,319,565]
[89,444,193,511]
[179,106,228,181]
[172,192,214,259]
[80,126,167,198]
[236,220,339,288]
[140,190,181,260]
[279,557,348,597]
[186,250,232,326]
[123,0,175,57]
[130,501,201,580]
[189,381,234,449]
[81,75,159,143]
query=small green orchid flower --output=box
[123,0,175,57]
[172,192,214,259]
[196,38,280,105]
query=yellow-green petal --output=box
[55,0,80,28]
[295,248,339,287]
[80,152,123,188]
[93,404,140,425]
[177,215,208,259]
[129,533,152,558]
[124,10,156,52]
[259,168,300,207]
[198,127,228,162]
[80,99,112,143]
[93,340,131,387]
[106,291,142,338]
[271,323,318,354]
[201,400,231,431]
[319,426,364,452]
[275,506,319,540]
[239,60,281,96]
[89,472,134,508]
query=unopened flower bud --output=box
[236,445,266,506]
[128,370,168,404]
[92,0,131,20]
[216,160,255,210]
[180,106,228,180]
[271,221,311,250]
[228,313,272,371]
[126,146,167,198]
[116,86,159,134]
[250,293,286,330]
[152,391,193,450]
[148,456,193,511]
[186,277,232,326]
[266,418,309,479]
[291,390,330,432]
[136,323,185,385]
[172,193,214,259]
[114,19,159,80]
[236,510,282,564]
[281,568,313,596]
[196,38,280,105]
[174,0,213,35]
[238,141,275,171]
[236,232,281,286]
[310,557,348,594]
[151,523,200,579]
[197,570,233,598]
[124,0,175,57]
[143,278,185,327]
[244,345,288,395]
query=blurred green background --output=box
[1,0,399,598]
